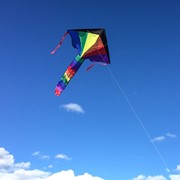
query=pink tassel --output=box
[51,32,68,54]
[86,64,95,71]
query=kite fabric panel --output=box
[51,28,110,96]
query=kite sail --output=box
[51,28,110,96]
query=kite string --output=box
[96,44,170,170]
[106,66,170,172]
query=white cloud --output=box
[40,155,50,160]
[169,174,180,180]
[55,154,71,160]
[0,169,50,180]
[45,170,104,180]
[176,165,180,171]
[32,151,40,156]
[145,176,167,180]
[132,174,146,180]
[14,162,30,169]
[0,147,14,172]
[152,132,177,143]
[48,165,53,169]
[166,133,177,139]
[131,164,180,180]
[132,171,180,180]
[0,147,104,180]
[132,175,167,180]
[152,136,165,143]
[62,103,85,113]
[32,151,50,160]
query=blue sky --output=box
[0,0,180,179]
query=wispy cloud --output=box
[0,147,104,180]
[41,155,50,160]
[32,151,40,156]
[32,151,71,161]
[55,154,71,160]
[61,103,85,113]
[152,136,165,143]
[152,132,177,143]
[166,133,177,138]
[32,151,50,160]
[48,165,53,169]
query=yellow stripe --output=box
[64,73,70,82]
[81,33,99,57]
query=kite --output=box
[51,28,110,96]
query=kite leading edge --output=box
[51,28,110,96]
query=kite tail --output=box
[51,31,68,54]
[55,55,85,96]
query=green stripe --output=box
[75,54,85,63]
[61,76,68,85]
[79,32,88,56]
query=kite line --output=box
[95,45,170,171]
[106,65,170,172]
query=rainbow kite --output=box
[51,28,110,96]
